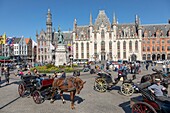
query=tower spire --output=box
[46,9,52,42]
[112,12,117,25]
[135,14,139,25]
[73,18,77,31]
[90,12,92,26]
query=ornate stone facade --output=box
[72,10,142,62]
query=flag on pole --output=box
[6,37,15,46]
[1,33,6,44]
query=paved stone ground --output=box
[0,64,167,113]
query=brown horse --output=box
[50,76,86,109]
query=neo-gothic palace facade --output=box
[72,10,142,62]
[72,10,170,62]
[36,9,170,63]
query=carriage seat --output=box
[40,78,54,88]
[123,79,132,83]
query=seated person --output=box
[26,71,32,76]
[52,72,58,79]
[17,70,24,78]
[148,78,170,102]
[33,69,44,87]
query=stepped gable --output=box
[94,10,111,29]
[141,24,170,37]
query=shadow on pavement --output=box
[119,101,131,113]
[0,96,20,110]
[55,93,85,104]
[0,80,20,88]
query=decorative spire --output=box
[113,12,117,25]
[36,30,38,37]
[73,18,77,31]
[90,12,92,26]
[46,9,52,26]
[135,14,139,25]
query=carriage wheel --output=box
[120,83,134,96]
[132,102,157,113]
[94,78,107,93]
[32,90,44,104]
[18,83,25,97]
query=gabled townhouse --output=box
[13,37,27,61]
[25,38,32,62]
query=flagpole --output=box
[32,43,34,67]
[4,44,5,65]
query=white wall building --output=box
[72,10,142,62]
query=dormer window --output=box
[81,34,84,38]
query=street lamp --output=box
[70,55,73,68]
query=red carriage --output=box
[18,74,54,104]
[130,81,170,113]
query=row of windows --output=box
[38,55,49,61]
[143,46,170,51]
[143,40,170,44]
[38,48,48,53]
[117,41,138,51]
[14,51,27,55]
[75,40,138,59]
[143,30,170,37]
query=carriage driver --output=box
[60,71,67,85]
[148,78,170,102]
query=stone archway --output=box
[152,54,156,61]
[131,54,137,61]
[157,54,161,60]
[162,54,166,60]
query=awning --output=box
[0,56,10,60]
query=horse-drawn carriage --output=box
[18,73,86,109]
[18,74,54,104]
[94,71,136,96]
[93,68,170,96]
[130,81,170,113]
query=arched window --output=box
[123,52,126,59]
[109,33,112,39]
[135,41,138,51]
[81,42,84,58]
[109,41,112,51]
[117,41,120,50]
[147,54,151,60]
[101,29,105,38]
[76,43,78,58]
[129,41,132,51]
[123,41,126,50]
[87,42,89,58]
[88,29,90,38]
[94,42,97,58]
[94,43,97,51]
[94,33,97,40]
[142,54,146,60]
[101,41,105,51]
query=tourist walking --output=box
[4,66,10,85]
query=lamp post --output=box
[70,55,73,68]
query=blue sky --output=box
[0,0,170,41]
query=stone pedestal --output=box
[55,44,67,66]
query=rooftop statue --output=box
[57,26,64,44]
